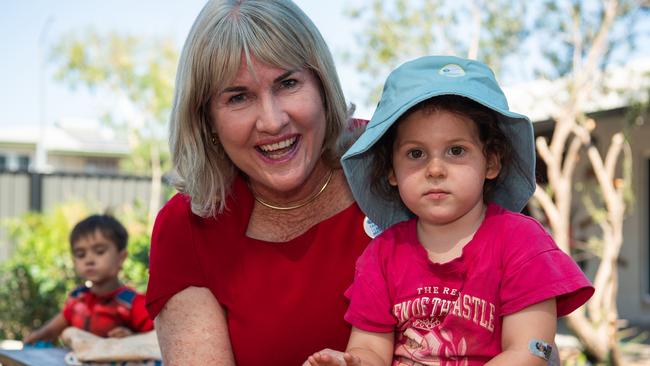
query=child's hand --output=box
[306,350,361,366]
[106,326,133,338]
[23,332,39,345]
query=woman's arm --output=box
[155,286,235,365]
[485,298,557,365]
[23,313,68,344]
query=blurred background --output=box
[1,1,649,364]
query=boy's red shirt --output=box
[62,285,153,337]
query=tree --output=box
[526,1,646,364]
[51,30,178,230]
[346,0,649,364]
[344,0,527,104]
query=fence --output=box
[0,170,153,261]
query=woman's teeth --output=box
[259,137,297,152]
[258,137,297,158]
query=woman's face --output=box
[209,56,327,199]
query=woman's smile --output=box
[256,135,300,161]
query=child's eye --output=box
[448,146,465,156]
[73,251,85,259]
[406,149,424,159]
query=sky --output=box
[2,1,648,133]
[0,0,369,131]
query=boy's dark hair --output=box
[69,214,128,251]
[369,95,518,204]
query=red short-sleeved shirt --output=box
[345,204,594,365]
[146,175,371,366]
[62,285,153,337]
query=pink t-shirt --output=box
[345,203,594,365]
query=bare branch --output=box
[467,0,481,59]
[562,135,584,178]
[604,133,624,179]
[577,0,618,88]
[536,136,562,189]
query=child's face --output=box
[388,109,501,227]
[71,230,126,287]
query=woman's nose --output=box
[256,94,289,134]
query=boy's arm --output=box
[23,313,69,344]
[129,293,154,332]
[485,298,557,366]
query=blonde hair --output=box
[169,0,349,217]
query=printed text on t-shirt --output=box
[393,286,495,332]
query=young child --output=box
[307,56,594,365]
[24,214,153,344]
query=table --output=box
[0,347,69,366]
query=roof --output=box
[504,57,650,122]
[0,117,130,157]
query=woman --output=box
[145,0,372,364]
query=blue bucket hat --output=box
[341,55,536,231]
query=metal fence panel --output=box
[0,171,154,261]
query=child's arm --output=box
[23,313,69,344]
[106,326,133,338]
[485,298,557,365]
[306,327,394,366]
[347,327,394,366]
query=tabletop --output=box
[0,347,69,366]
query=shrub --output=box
[0,202,151,340]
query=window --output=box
[17,155,30,171]
[0,155,6,171]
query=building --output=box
[0,117,130,174]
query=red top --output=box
[345,204,594,365]
[62,285,153,337]
[146,175,371,366]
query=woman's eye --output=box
[407,149,424,159]
[227,93,247,104]
[280,79,298,89]
[448,146,465,156]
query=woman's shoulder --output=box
[153,193,193,229]
[159,193,192,214]
[157,176,253,223]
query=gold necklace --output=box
[253,169,334,211]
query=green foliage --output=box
[0,203,152,340]
[51,29,179,229]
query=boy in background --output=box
[24,214,153,343]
